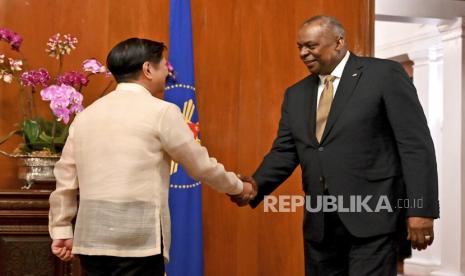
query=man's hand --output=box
[407,217,434,251]
[51,238,74,262]
[228,175,258,207]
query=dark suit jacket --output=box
[250,53,439,242]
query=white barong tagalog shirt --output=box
[49,83,243,261]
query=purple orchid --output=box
[46,33,78,58]
[20,69,50,87]
[56,71,89,87]
[0,28,23,51]
[82,58,108,74]
[69,103,84,113]
[51,107,71,125]
[40,84,84,124]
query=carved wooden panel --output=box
[0,235,61,276]
[0,189,76,276]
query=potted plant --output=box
[0,28,111,188]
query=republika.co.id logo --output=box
[263,195,423,213]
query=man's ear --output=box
[335,36,345,51]
[142,61,152,80]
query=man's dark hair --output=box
[106,38,166,83]
[302,15,345,39]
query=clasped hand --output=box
[228,175,258,206]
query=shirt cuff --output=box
[50,226,74,240]
[229,178,243,195]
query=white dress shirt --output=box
[317,51,351,107]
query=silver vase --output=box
[0,150,60,189]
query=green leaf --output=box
[17,117,70,153]
[54,122,67,136]
[22,120,40,144]
[0,129,21,145]
[54,125,69,144]
[38,132,53,143]
[36,117,53,135]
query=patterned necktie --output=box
[315,75,337,142]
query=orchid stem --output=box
[51,120,57,151]
[58,55,63,75]
[28,87,35,119]
[18,85,27,121]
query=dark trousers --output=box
[304,211,397,276]
[79,254,165,276]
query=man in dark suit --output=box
[232,15,439,275]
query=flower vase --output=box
[0,150,60,189]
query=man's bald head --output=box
[297,15,348,75]
[302,15,346,41]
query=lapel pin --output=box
[352,73,358,77]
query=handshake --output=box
[228,175,258,206]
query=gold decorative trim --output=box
[0,200,49,210]
[0,224,48,233]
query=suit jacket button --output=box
[318,147,324,152]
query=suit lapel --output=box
[320,54,364,144]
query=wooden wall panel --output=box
[0,0,373,275]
